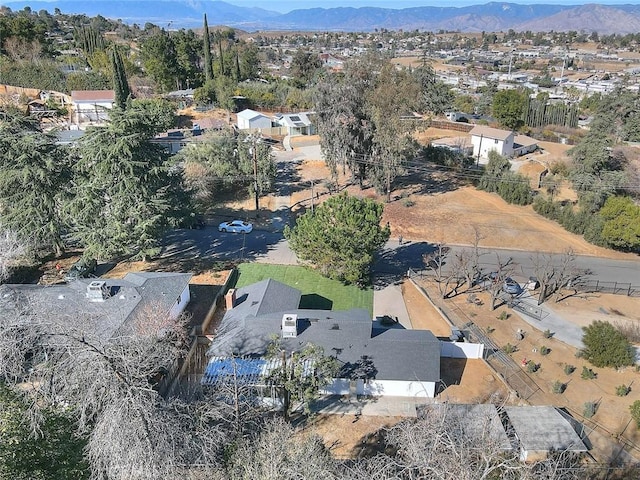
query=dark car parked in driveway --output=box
[502,277,522,295]
[64,258,98,282]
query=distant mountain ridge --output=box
[4,1,640,33]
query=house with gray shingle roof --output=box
[204,278,441,398]
[0,272,192,343]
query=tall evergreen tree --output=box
[68,108,186,260]
[0,110,70,257]
[202,14,213,82]
[110,47,131,109]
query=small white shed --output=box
[236,109,272,131]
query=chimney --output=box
[282,314,298,338]
[225,288,236,310]
[86,281,108,302]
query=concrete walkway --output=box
[373,282,412,329]
[510,291,584,348]
[312,394,433,417]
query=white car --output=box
[218,220,253,234]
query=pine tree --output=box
[68,108,183,260]
[110,47,131,110]
[0,111,70,257]
[203,14,213,82]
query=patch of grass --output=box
[234,263,374,315]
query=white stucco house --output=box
[274,112,315,136]
[202,279,442,399]
[236,108,272,131]
[71,90,115,124]
[469,125,515,163]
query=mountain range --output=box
[4,1,640,34]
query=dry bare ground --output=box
[415,277,640,463]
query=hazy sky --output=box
[229,0,639,13]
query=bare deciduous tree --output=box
[531,249,582,305]
[485,254,515,311]
[228,417,337,480]
[423,243,456,298]
[381,404,588,480]
[0,294,229,480]
[0,227,27,282]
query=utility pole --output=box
[248,133,260,215]
[310,179,315,214]
[252,143,259,213]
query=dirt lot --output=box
[414,277,640,462]
[287,130,636,259]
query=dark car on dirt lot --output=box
[64,258,98,282]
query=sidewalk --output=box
[510,291,584,349]
[312,394,432,417]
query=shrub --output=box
[583,401,598,418]
[582,321,635,368]
[581,366,597,380]
[497,311,509,321]
[403,199,415,208]
[564,364,576,375]
[486,326,495,334]
[616,385,631,397]
[526,360,539,373]
[552,380,566,394]
[502,343,516,354]
[615,320,640,344]
[630,400,640,427]
[540,345,550,355]
[543,329,553,339]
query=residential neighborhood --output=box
[1,3,640,479]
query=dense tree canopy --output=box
[599,196,640,252]
[492,89,527,130]
[284,193,390,285]
[314,54,420,197]
[67,107,189,260]
[0,111,70,256]
[582,321,635,368]
[0,383,89,480]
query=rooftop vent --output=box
[282,314,298,338]
[86,281,108,302]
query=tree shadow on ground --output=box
[394,162,473,197]
[373,241,438,289]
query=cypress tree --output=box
[203,14,213,82]
[110,47,131,110]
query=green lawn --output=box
[234,263,373,315]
